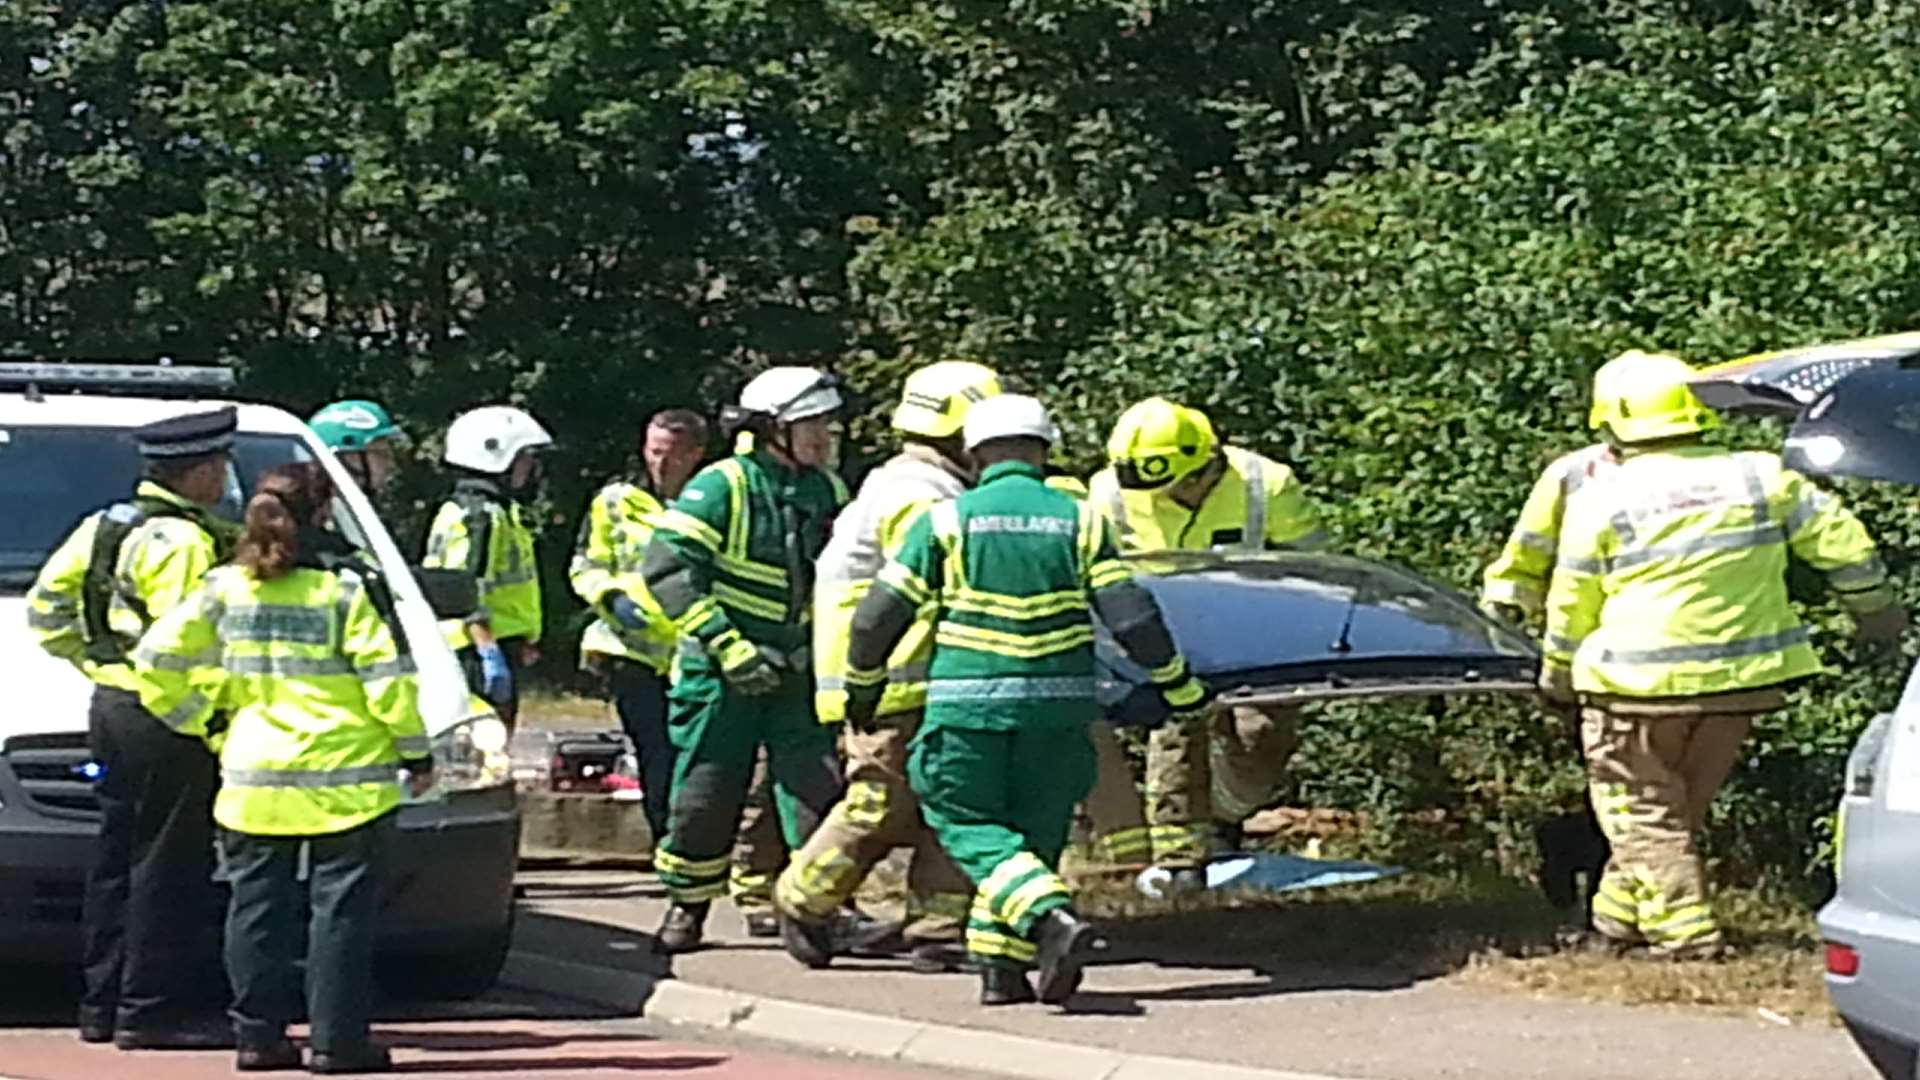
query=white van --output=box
[0,365,519,998]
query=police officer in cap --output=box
[28,407,239,1049]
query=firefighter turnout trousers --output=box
[654,665,842,906]
[776,710,970,941]
[730,748,786,915]
[1580,690,1779,954]
[1081,721,1150,868]
[910,724,1096,970]
[1145,703,1298,866]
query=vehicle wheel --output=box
[1843,1018,1919,1080]
[376,915,514,1002]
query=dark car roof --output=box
[1098,551,1540,708]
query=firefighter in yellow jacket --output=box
[132,462,431,1072]
[1542,353,1905,957]
[28,407,237,1049]
[773,361,998,971]
[423,405,552,729]
[1088,397,1324,889]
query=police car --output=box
[0,363,519,999]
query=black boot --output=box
[654,902,710,955]
[779,913,835,969]
[908,941,971,974]
[979,966,1036,1006]
[236,1037,303,1072]
[309,1044,392,1074]
[1032,909,1102,1005]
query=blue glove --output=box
[477,644,515,704]
[608,593,648,632]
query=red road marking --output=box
[0,1019,931,1079]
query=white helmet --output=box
[444,405,554,474]
[738,366,842,423]
[964,394,1058,451]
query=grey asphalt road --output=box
[514,870,1879,1080]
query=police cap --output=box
[134,406,237,459]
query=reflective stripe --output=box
[159,691,210,731]
[1556,554,1604,575]
[220,605,332,646]
[1597,627,1809,665]
[355,657,418,681]
[946,587,1086,620]
[221,763,398,788]
[1738,455,1770,526]
[27,586,77,613]
[718,552,787,589]
[26,607,74,631]
[1785,488,1831,538]
[1608,524,1784,571]
[132,645,217,672]
[394,735,431,757]
[1827,557,1887,589]
[935,621,1095,658]
[1513,529,1555,555]
[926,676,1096,702]
[1241,455,1266,551]
[657,509,723,552]
[817,661,931,691]
[226,654,355,678]
[713,581,787,621]
[1543,634,1580,658]
[1087,559,1132,589]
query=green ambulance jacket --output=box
[846,461,1203,732]
[643,449,848,676]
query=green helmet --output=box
[309,399,403,452]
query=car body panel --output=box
[1098,551,1540,715]
[1780,368,1920,486]
[1821,672,1920,1069]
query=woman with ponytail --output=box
[131,461,432,1074]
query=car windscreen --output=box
[0,425,366,594]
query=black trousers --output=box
[608,659,676,840]
[80,686,226,1034]
[222,815,391,1054]
[457,636,524,731]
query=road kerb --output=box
[501,947,1366,1080]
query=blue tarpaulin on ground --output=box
[1136,853,1402,898]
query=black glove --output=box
[845,684,884,733]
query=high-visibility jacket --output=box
[848,461,1200,732]
[1482,444,1619,616]
[1087,445,1325,554]
[423,478,542,648]
[130,541,428,836]
[1545,445,1893,697]
[28,481,224,693]
[644,450,846,675]
[570,478,678,674]
[813,444,970,723]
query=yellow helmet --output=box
[892,360,1003,439]
[1591,350,1720,443]
[1106,396,1218,490]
